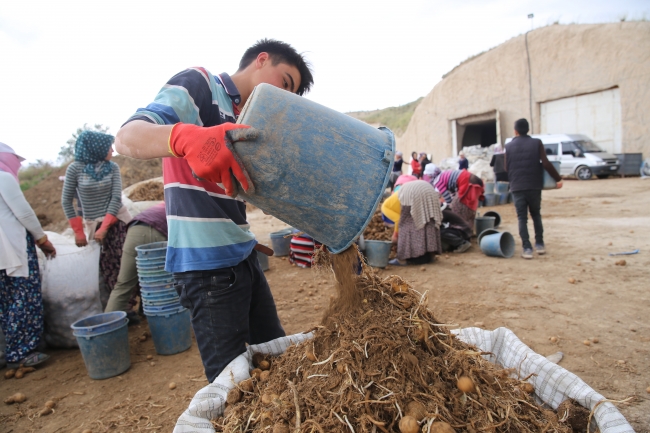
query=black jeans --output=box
[173,250,285,382]
[512,189,543,250]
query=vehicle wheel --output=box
[575,166,593,180]
[596,174,609,179]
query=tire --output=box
[596,174,609,179]
[575,166,593,180]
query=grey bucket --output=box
[484,182,495,194]
[498,192,510,205]
[475,216,496,236]
[364,240,392,268]
[483,194,498,206]
[482,211,501,228]
[480,232,515,258]
[477,228,500,246]
[269,229,293,256]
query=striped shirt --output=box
[62,161,122,220]
[433,169,463,204]
[124,68,255,273]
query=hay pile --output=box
[215,249,576,433]
[127,180,164,201]
[363,208,393,242]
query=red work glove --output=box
[69,217,87,247]
[94,214,118,243]
[168,123,252,196]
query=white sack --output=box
[174,328,632,433]
[468,159,495,182]
[38,231,103,348]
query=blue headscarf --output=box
[74,131,115,181]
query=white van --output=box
[505,134,620,180]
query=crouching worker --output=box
[440,208,472,253]
[104,202,167,323]
[114,39,314,382]
[434,169,484,227]
[388,180,443,266]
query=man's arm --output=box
[115,121,173,160]
[539,142,561,182]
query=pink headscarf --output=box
[394,174,417,187]
[0,143,23,182]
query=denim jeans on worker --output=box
[512,189,544,250]
[173,250,285,383]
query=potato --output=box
[398,415,419,433]
[457,376,475,393]
[4,369,15,379]
[549,336,558,343]
[81,430,93,433]
[252,353,265,368]
[139,335,147,342]
[336,363,346,374]
[583,340,591,346]
[226,388,241,404]
[146,355,153,360]
[4,393,27,404]
[405,400,427,421]
[568,278,576,284]
[273,422,290,433]
[44,400,56,409]
[251,368,263,380]
[430,421,456,433]
[592,338,599,344]
[39,407,53,416]
[168,382,177,390]
[14,370,24,379]
[239,378,254,392]
[261,393,278,405]
[646,386,650,394]
[260,411,274,427]
[305,349,317,362]
[259,360,271,371]
[260,370,270,382]
[520,383,535,394]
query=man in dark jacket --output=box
[505,119,562,259]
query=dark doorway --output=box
[461,120,497,148]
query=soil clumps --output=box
[126,180,165,201]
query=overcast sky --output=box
[1,0,648,163]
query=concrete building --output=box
[398,22,650,164]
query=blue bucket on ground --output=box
[496,182,509,193]
[498,192,509,205]
[475,216,496,236]
[231,83,395,254]
[480,232,515,258]
[135,241,168,260]
[477,228,500,246]
[482,211,501,228]
[485,182,495,194]
[270,229,293,256]
[364,240,392,268]
[543,161,561,189]
[146,308,192,355]
[71,312,130,380]
[483,194,498,206]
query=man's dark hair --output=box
[239,39,314,96]
[469,174,484,187]
[514,118,530,135]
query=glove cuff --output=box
[69,217,85,239]
[98,214,119,232]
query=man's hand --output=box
[556,180,563,189]
[169,123,252,196]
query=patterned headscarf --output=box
[74,131,115,181]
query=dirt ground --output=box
[2,177,649,432]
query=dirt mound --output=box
[23,156,162,233]
[363,208,393,242]
[217,259,572,433]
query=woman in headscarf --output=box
[0,143,56,368]
[389,180,443,266]
[61,131,131,306]
[381,174,417,229]
[410,152,421,178]
[433,169,485,227]
[422,163,441,185]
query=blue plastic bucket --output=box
[484,182,495,194]
[139,274,174,284]
[135,241,168,260]
[480,232,515,258]
[136,256,165,265]
[495,182,509,193]
[364,240,392,268]
[483,194,498,207]
[477,228,500,246]
[136,261,166,271]
[140,281,175,290]
[146,308,192,355]
[482,211,501,228]
[543,161,561,190]
[232,84,395,254]
[498,192,509,205]
[143,302,182,314]
[270,229,293,257]
[475,216,496,236]
[71,313,130,379]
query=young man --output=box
[115,39,314,382]
[505,118,562,259]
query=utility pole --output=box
[528,13,534,31]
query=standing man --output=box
[115,39,314,382]
[458,152,469,170]
[505,119,562,259]
[389,151,403,190]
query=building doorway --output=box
[451,110,501,156]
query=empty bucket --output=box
[475,216,496,236]
[498,192,509,205]
[135,241,168,260]
[543,161,561,190]
[477,228,500,246]
[480,232,515,258]
[484,182,495,194]
[364,240,392,268]
[482,211,501,228]
[71,312,130,379]
[146,308,192,355]
[232,83,395,254]
[496,182,509,193]
[270,229,293,256]
[483,194,498,207]
[257,247,269,271]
